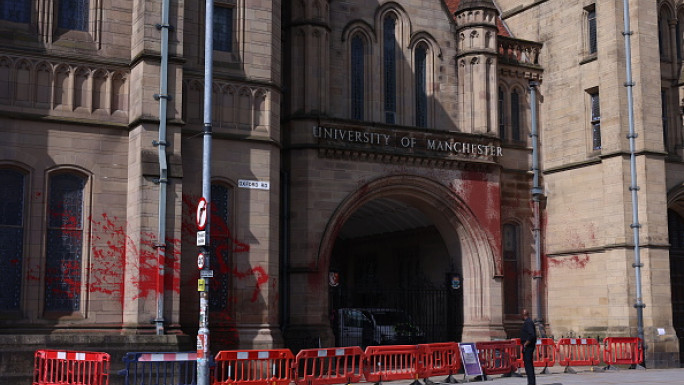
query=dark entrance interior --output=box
[668,209,684,366]
[329,198,463,347]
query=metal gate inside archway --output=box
[328,198,463,348]
[667,209,684,365]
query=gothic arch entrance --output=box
[319,175,504,344]
[667,208,684,363]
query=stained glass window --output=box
[1,0,31,23]
[351,35,364,121]
[415,45,427,128]
[58,0,89,31]
[214,6,233,52]
[45,172,85,312]
[0,169,25,311]
[210,183,232,312]
[383,16,396,124]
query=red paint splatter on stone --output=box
[547,254,590,269]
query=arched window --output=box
[415,44,427,128]
[210,182,234,312]
[214,5,234,52]
[58,0,89,31]
[0,168,26,311]
[383,15,397,124]
[1,0,30,23]
[351,34,365,121]
[511,89,521,141]
[503,223,520,315]
[45,171,87,312]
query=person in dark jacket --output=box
[520,309,537,385]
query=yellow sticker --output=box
[198,278,206,292]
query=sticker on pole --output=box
[196,198,208,230]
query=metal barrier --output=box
[294,347,364,385]
[119,352,198,385]
[602,337,644,368]
[556,338,601,373]
[33,349,110,385]
[363,345,419,385]
[475,341,517,376]
[511,337,556,374]
[213,349,294,385]
[416,342,460,382]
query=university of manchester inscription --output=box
[312,125,503,158]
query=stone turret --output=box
[454,0,499,134]
[285,0,331,116]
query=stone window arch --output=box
[44,168,90,316]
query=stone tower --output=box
[454,0,499,134]
[285,0,331,116]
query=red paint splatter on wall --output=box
[450,170,503,274]
[547,254,590,269]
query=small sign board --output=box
[200,269,214,278]
[197,253,204,270]
[458,342,483,378]
[197,231,206,246]
[238,179,270,190]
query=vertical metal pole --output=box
[198,0,213,382]
[622,0,645,353]
[529,81,544,324]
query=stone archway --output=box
[318,175,505,342]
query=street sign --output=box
[197,253,204,270]
[196,197,208,230]
[238,179,270,190]
[197,231,206,246]
[200,270,214,278]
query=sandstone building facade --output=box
[0,0,682,379]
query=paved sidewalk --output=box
[406,367,684,384]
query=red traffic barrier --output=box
[363,345,419,384]
[475,340,517,375]
[557,338,601,371]
[511,337,556,372]
[602,337,643,367]
[416,342,460,380]
[33,349,110,385]
[294,347,364,385]
[214,349,295,385]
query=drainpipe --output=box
[622,0,645,355]
[152,0,173,336]
[529,81,544,325]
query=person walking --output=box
[520,309,537,385]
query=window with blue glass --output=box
[383,15,396,124]
[1,0,31,23]
[415,44,427,128]
[45,172,86,312]
[351,35,365,121]
[511,89,521,141]
[0,169,25,311]
[214,6,233,52]
[58,0,89,31]
[210,183,233,312]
